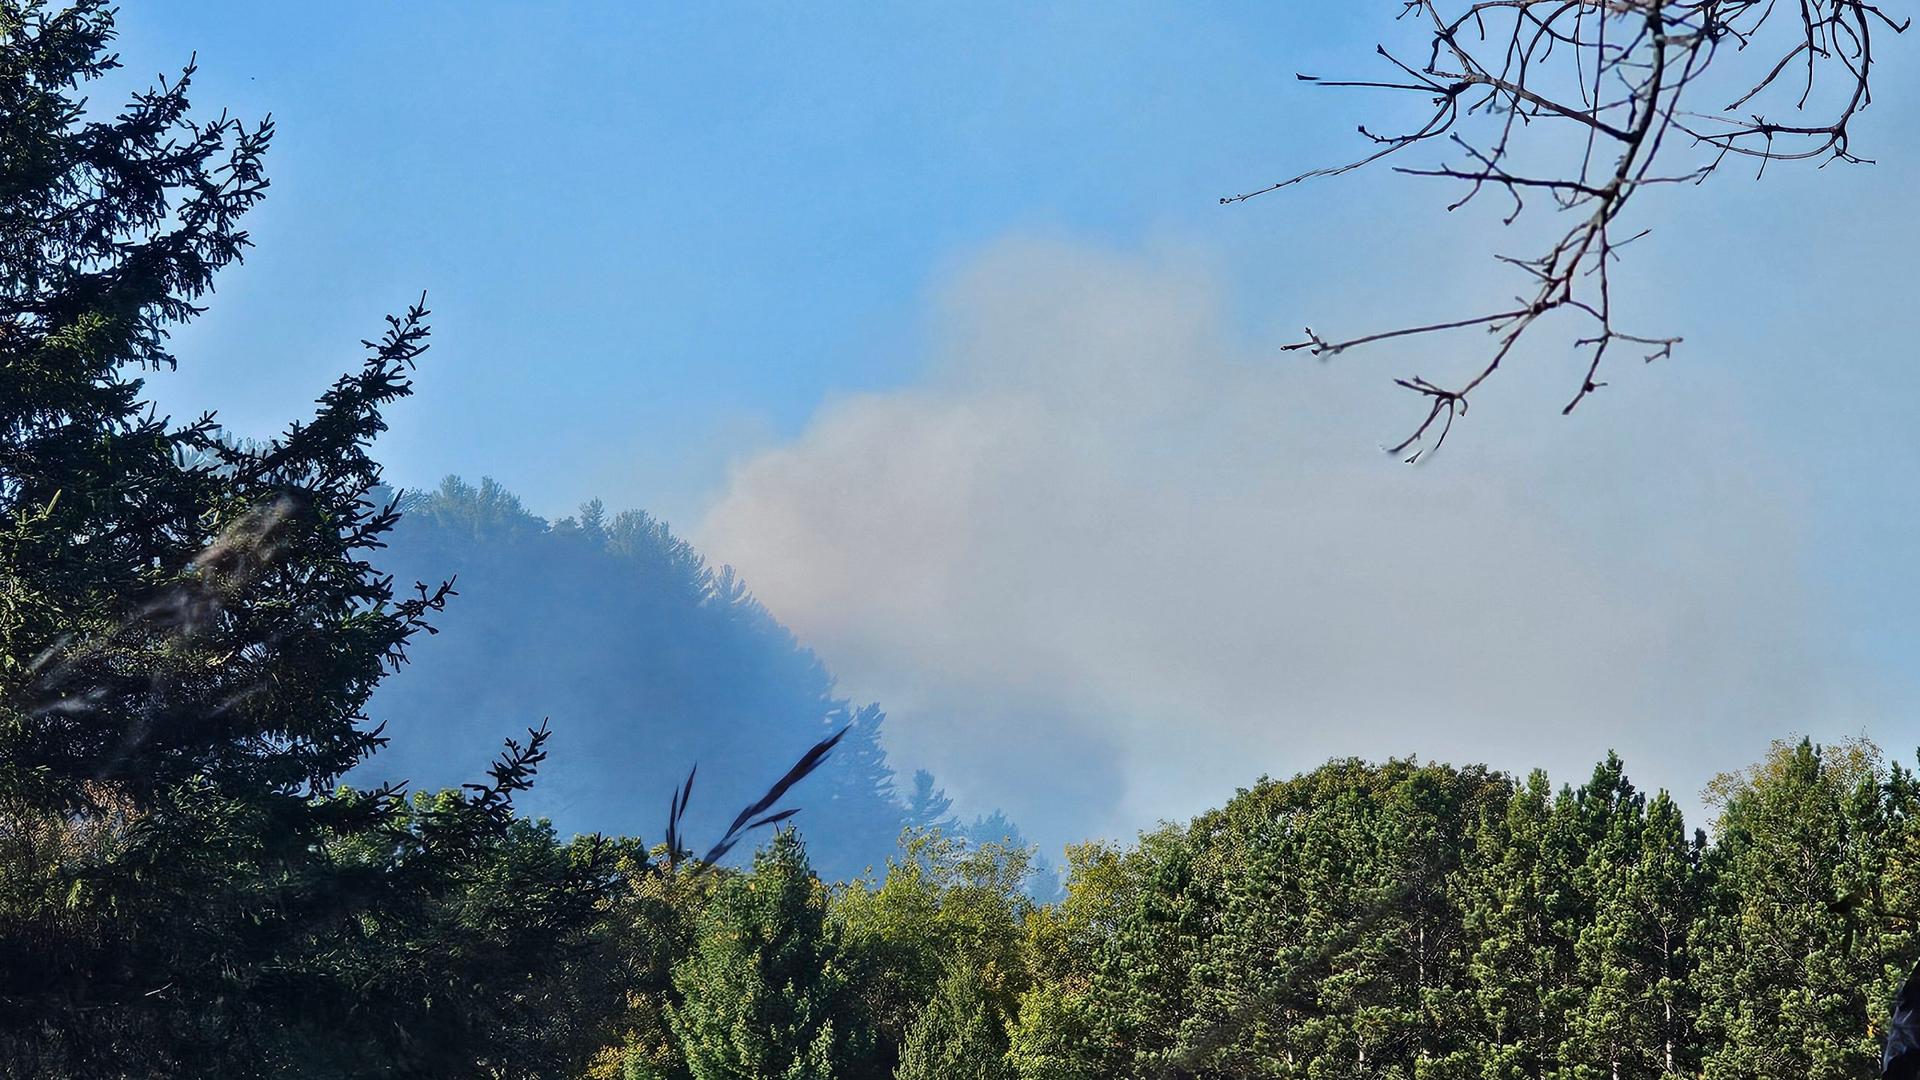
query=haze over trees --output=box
[2,2,1917,1079]
[366,474,1051,886]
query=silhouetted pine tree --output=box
[906,770,959,833]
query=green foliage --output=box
[832,827,1037,1077]
[926,744,1915,1080]
[1008,842,1138,1080]
[588,853,715,1080]
[895,963,1014,1080]
[1692,738,1894,1080]
[668,830,858,1080]
[1084,824,1203,1078]
[1161,759,1506,1078]
[1005,982,1098,1080]
[0,30,1904,1074]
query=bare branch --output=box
[1237,0,1906,458]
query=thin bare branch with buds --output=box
[1232,0,1908,461]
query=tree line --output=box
[1,4,1912,1077]
[575,738,1916,1080]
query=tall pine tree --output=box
[1693,739,1882,1080]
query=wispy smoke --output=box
[697,238,1855,849]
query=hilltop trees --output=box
[541,739,1920,1080]
[843,742,1909,1080]
[371,476,1000,883]
[555,739,1920,1079]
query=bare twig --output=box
[1238,0,1907,458]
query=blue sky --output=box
[120,3,1374,514]
[112,4,1920,844]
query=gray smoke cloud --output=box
[696,237,1857,850]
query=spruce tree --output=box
[0,6,617,1073]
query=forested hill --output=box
[361,475,1025,881]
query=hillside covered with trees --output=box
[363,474,1046,885]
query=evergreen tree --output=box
[669,830,855,1080]
[834,831,952,1078]
[1008,842,1135,1080]
[833,827,1038,1078]
[906,770,958,832]
[813,702,908,873]
[0,7,621,1072]
[1693,739,1882,1080]
[1457,769,1577,1080]
[1183,806,1312,1078]
[1558,754,1651,1080]
[1875,759,1920,1067]
[1086,825,1204,1079]
[895,963,1014,1080]
[1005,983,1099,1080]
[1176,760,1502,1078]
[1634,790,1704,1078]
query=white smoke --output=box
[696,237,1853,849]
